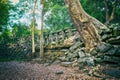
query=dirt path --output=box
[0,61,119,80]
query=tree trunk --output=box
[65,0,107,52]
[104,0,109,25]
[40,0,44,58]
[31,0,37,54]
[104,0,116,26]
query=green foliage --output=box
[44,0,73,31]
[80,0,105,22]
[80,0,120,23]
[0,24,32,61]
[12,25,31,38]
[0,0,12,31]
[2,28,11,40]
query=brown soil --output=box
[0,61,119,80]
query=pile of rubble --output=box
[58,24,120,67]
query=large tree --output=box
[65,0,107,52]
